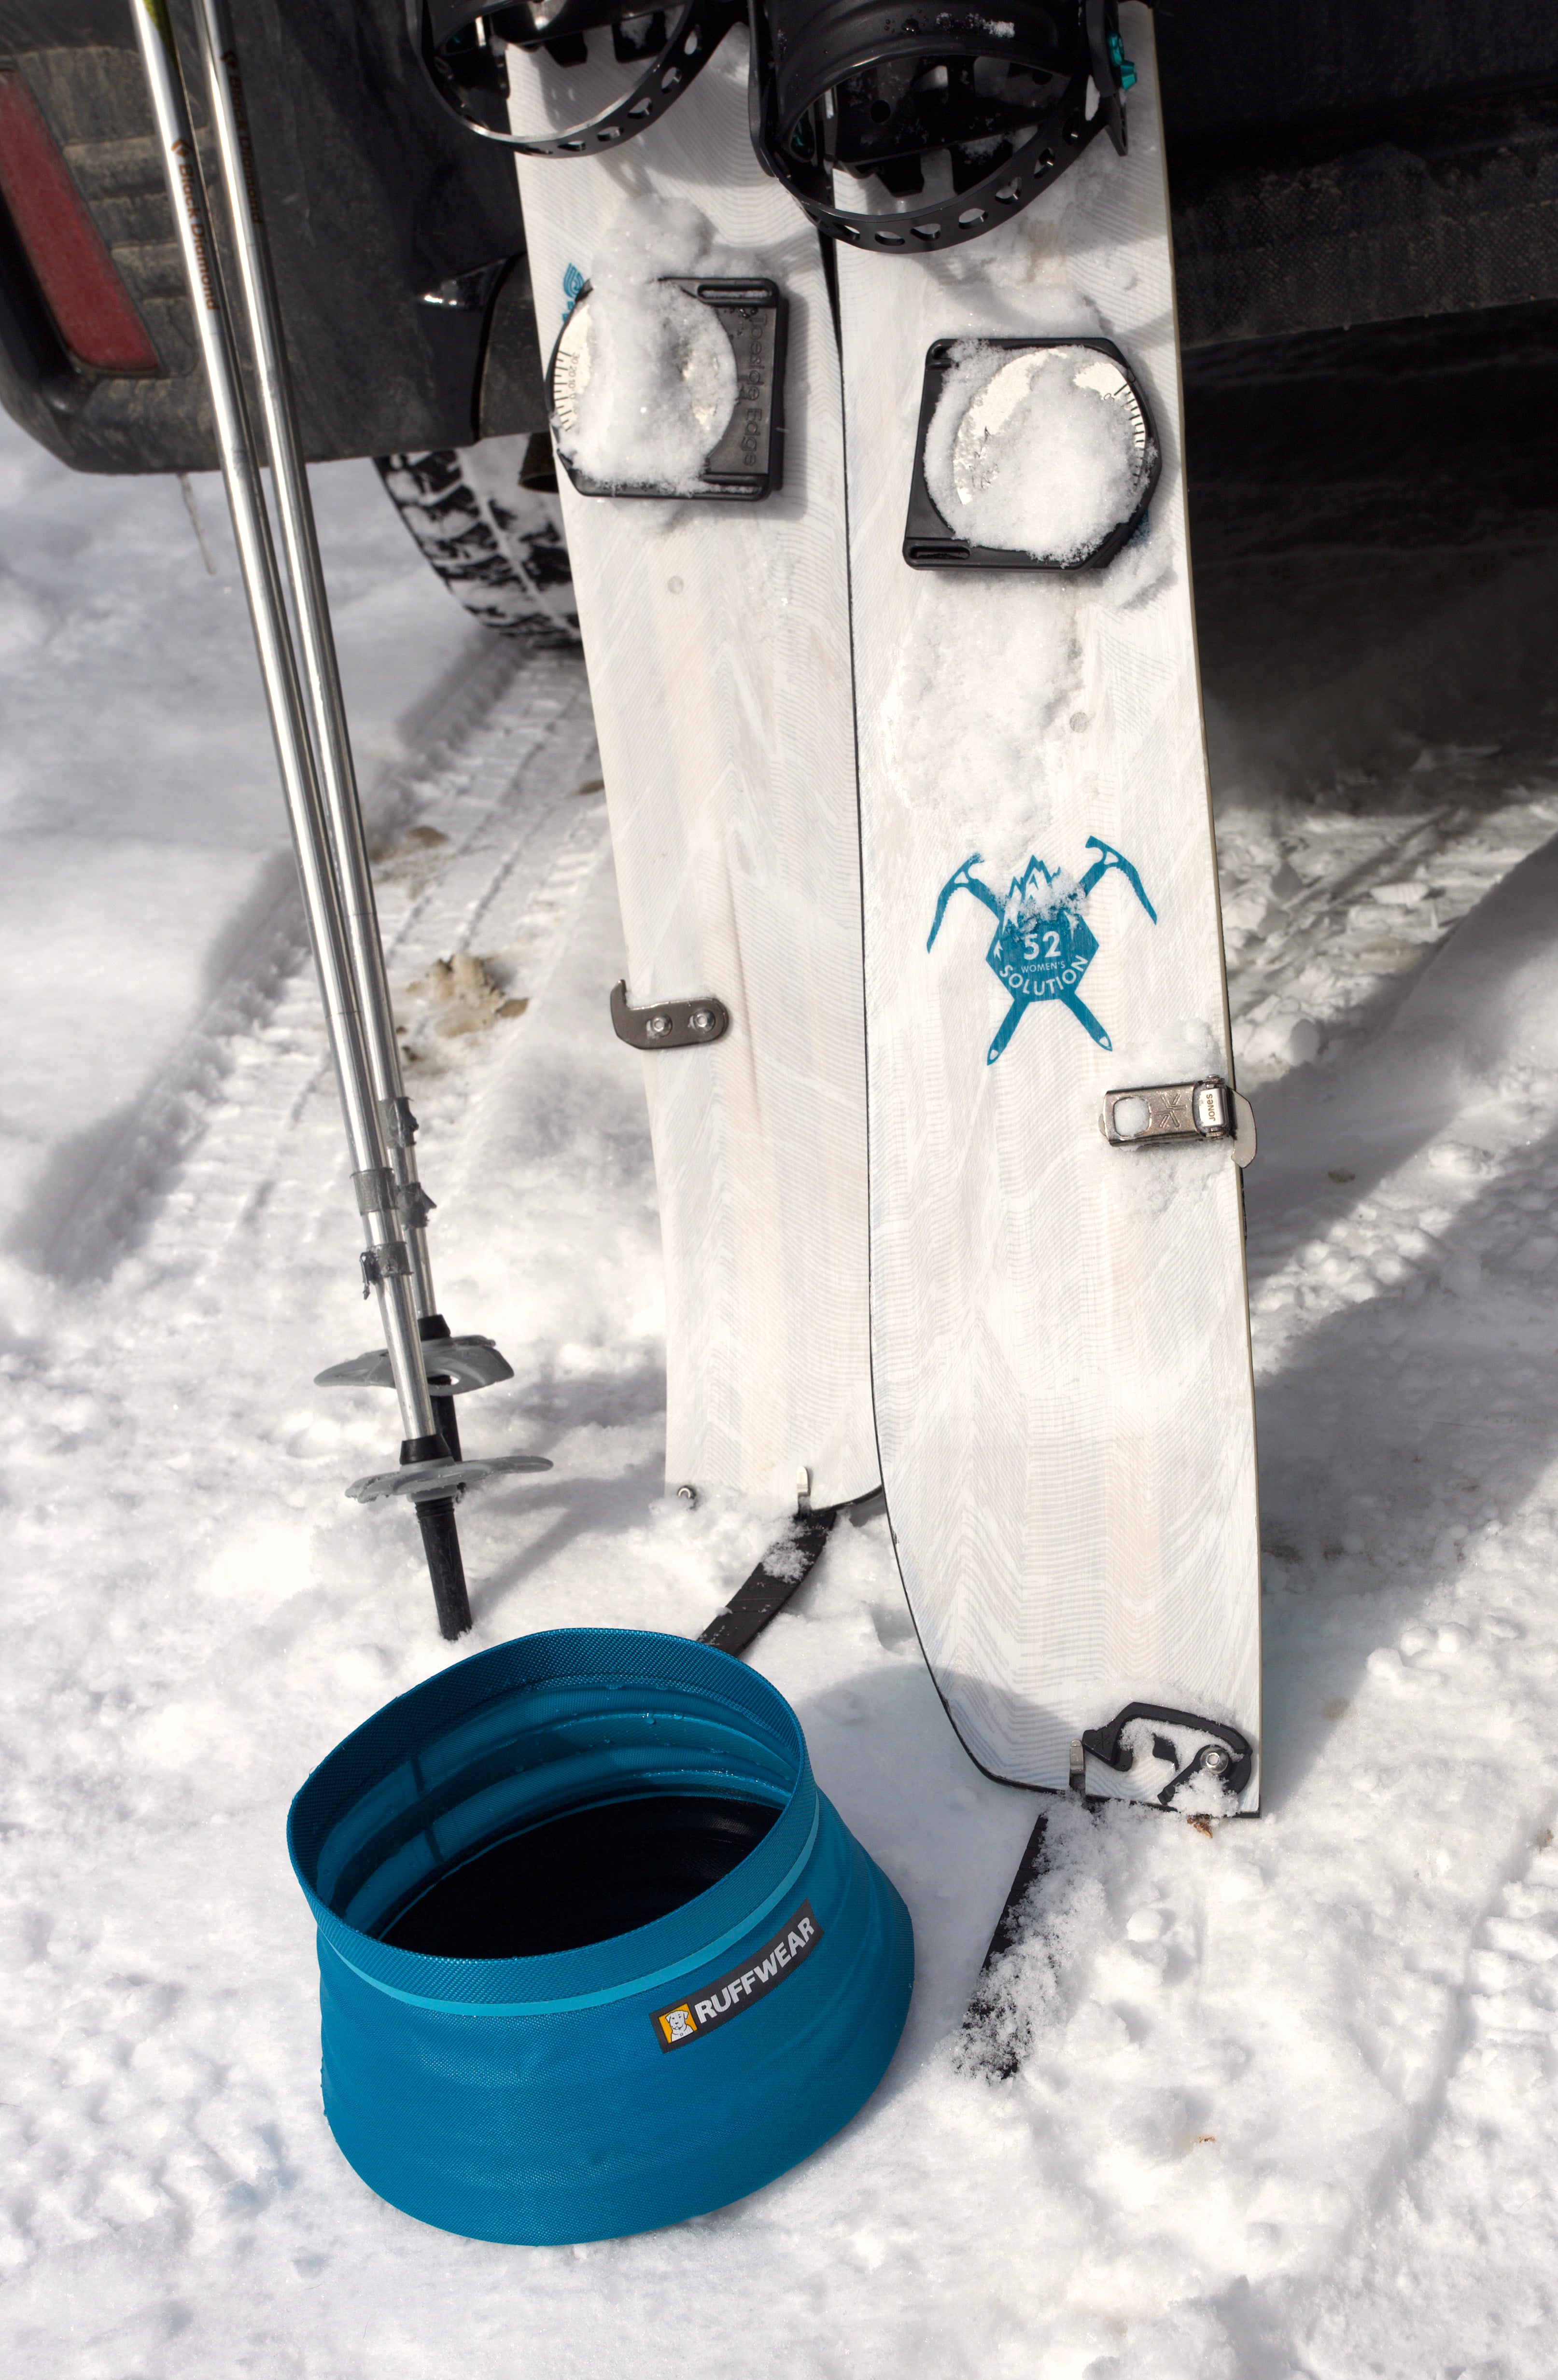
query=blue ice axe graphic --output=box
[928,837,1157,1062]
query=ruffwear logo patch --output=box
[652,1903,822,2051]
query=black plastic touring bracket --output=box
[1080,1704,1255,1807]
[902,336,1159,571]
[548,278,786,502]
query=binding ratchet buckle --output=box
[1101,1079,1257,1167]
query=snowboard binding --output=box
[748,0,1132,254]
[410,0,744,156]
[414,1,1132,255]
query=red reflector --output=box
[0,66,159,374]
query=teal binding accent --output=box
[330,1799,822,2017]
[1108,31,1137,91]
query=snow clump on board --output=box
[552,198,738,498]
[924,340,1144,562]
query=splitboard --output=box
[505,37,876,1509]
[829,9,1262,1806]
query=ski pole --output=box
[182,0,473,1449]
[129,0,471,1636]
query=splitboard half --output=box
[512,38,875,1508]
[836,9,1261,1805]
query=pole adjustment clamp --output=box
[352,1165,398,1215]
[395,1181,437,1231]
[359,1244,412,1298]
[379,1095,421,1149]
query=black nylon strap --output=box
[699,1485,883,1656]
[412,0,742,159]
[698,1506,841,1656]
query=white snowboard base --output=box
[513,37,877,1512]
[837,8,1261,1805]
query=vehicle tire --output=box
[375,436,578,641]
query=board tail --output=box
[958,1811,1052,2081]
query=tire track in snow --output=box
[1290,1811,1558,2380]
[1219,751,1558,1086]
[46,647,604,1288]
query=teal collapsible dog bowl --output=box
[287,1628,913,2243]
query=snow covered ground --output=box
[6,302,1558,2377]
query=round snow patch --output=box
[554,283,737,495]
[925,343,1149,563]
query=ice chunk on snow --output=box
[924,342,1145,563]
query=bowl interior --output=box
[302,1657,803,1964]
[381,1790,782,1960]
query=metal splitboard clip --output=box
[1101,1077,1257,1167]
[610,980,730,1052]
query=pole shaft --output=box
[128,0,437,1448]
[189,0,438,1316]
[417,1497,473,1641]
